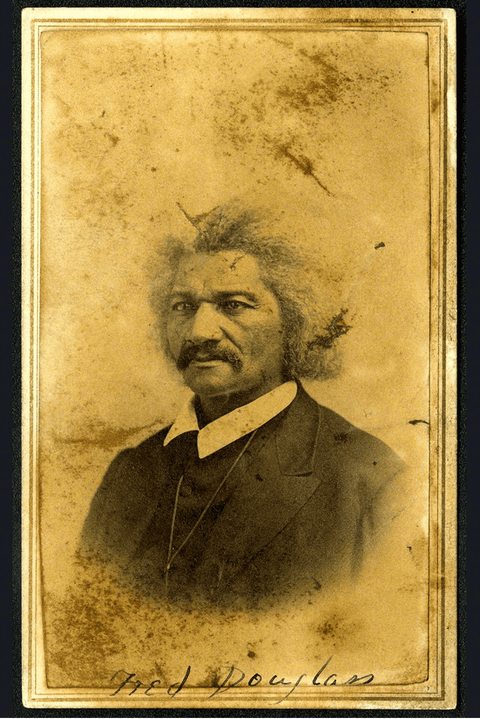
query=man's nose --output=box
[189,303,223,344]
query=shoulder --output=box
[322,403,403,466]
[127,424,171,456]
[110,425,171,465]
[299,389,406,492]
[91,425,173,499]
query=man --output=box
[80,201,405,610]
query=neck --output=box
[197,379,286,426]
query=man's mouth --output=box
[190,353,223,362]
[189,358,225,367]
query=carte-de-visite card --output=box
[21,7,457,710]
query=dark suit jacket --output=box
[80,384,405,609]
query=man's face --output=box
[166,251,285,401]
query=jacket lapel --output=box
[196,386,336,591]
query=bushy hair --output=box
[149,201,349,381]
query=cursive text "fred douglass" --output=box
[110,657,374,703]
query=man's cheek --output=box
[249,326,282,354]
[166,325,183,358]
[165,335,175,358]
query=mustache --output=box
[176,341,242,371]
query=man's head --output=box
[166,250,285,402]
[150,201,346,401]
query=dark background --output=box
[10,0,467,716]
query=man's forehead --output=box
[171,251,264,292]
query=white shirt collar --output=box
[164,381,298,459]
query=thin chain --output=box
[165,473,184,598]
[165,428,258,577]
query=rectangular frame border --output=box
[21,7,457,710]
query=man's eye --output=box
[221,300,251,312]
[172,302,196,312]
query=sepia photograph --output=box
[22,7,456,709]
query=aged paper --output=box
[22,7,457,709]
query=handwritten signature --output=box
[110,657,374,703]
